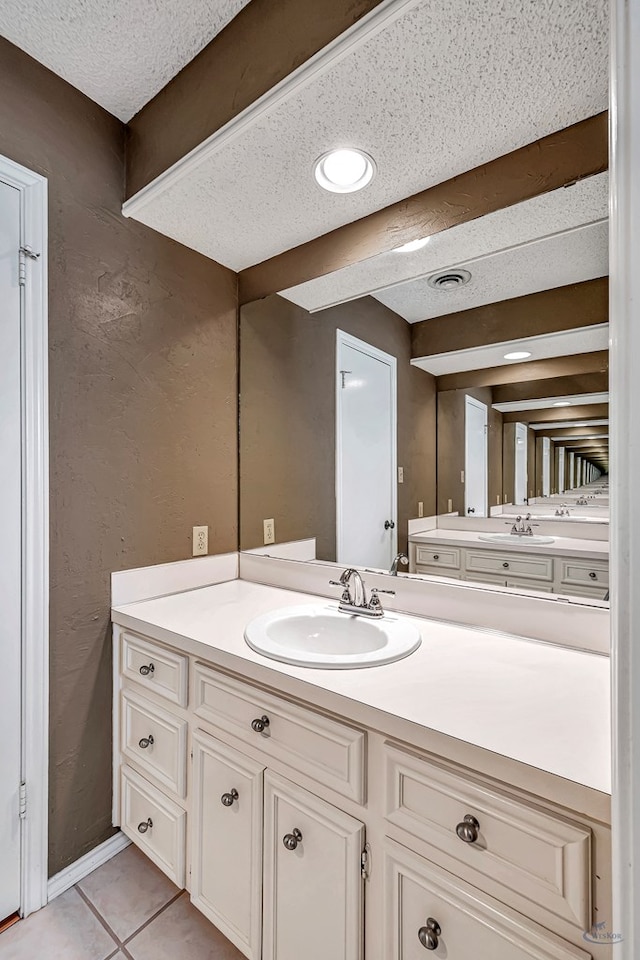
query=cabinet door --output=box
[263,771,365,960]
[191,730,264,960]
[384,839,592,960]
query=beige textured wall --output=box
[240,295,436,559]
[0,39,238,875]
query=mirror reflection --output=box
[240,178,609,603]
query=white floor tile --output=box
[0,888,116,960]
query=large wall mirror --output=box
[238,26,609,604]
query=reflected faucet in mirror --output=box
[389,553,409,576]
[329,569,395,618]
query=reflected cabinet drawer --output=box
[193,663,366,803]
[559,559,609,589]
[121,631,188,707]
[383,743,591,930]
[414,546,461,570]
[384,840,591,960]
[121,765,186,887]
[121,689,188,797]
[465,549,553,582]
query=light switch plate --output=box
[398,467,404,483]
[192,525,208,556]
[418,501,424,518]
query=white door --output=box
[557,447,566,495]
[263,771,364,960]
[0,178,22,920]
[336,332,397,569]
[514,422,528,505]
[464,396,488,517]
[542,437,551,497]
[568,452,575,489]
[191,730,264,960]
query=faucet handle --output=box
[371,587,395,596]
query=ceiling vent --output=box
[427,268,471,290]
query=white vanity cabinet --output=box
[113,625,612,960]
[410,540,609,599]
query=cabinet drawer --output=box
[415,546,461,570]
[414,566,462,580]
[120,765,185,887]
[384,840,591,960]
[465,549,553,582]
[505,578,555,594]
[191,730,264,960]
[121,689,187,797]
[194,663,365,803]
[559,560,609,589]
[122,631,188,707]
[383,743,591,930]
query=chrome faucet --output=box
[389,552,409,576]
[507,514,538,536]
[555,508,570,517]
[329,569,395,618]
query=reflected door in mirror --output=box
[464,396,488,517]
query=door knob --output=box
[384,520,395,530]
[283,828,303,851]
[467,507,475,514]
[418,918,441,950]
[221,788,239,807]
[138,735,154,749]
[456,814,480,843]
[251,715,270,733]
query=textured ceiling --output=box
[129,0,609,270]
[493,392,609,413]
[283,174,608,311]
[373,220,608,322]
[411,324,610,376]
[0,0,251,121]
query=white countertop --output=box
[409,527,609,559]
[112,579,611,795]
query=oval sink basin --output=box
[478,533,556,545]
[244,604,421,669]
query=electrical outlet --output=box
[192,525,208,556]
[418,501,424,518]
[496,495,501,505]
[460,470,465,483]
[263,518,275,545]
[398,466,404,483]
[447,499,453,513]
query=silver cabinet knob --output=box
[589,571,597,580]
[456,814,480,843]
[251,715,270,733]
[138,735,154,749]
[502,561,509,569]
[433,554,439,561]
[137,818,153,834]
[139,663,155,676]
[418,918,441,950]
[283,828,303,851]
[221,789,239,807]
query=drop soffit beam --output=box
[501,403,609,424]
[435,350,609,392]
[238,114,607,301]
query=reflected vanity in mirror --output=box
[240,170,609,604]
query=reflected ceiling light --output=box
[504,351,532,361]
[314,148,376,193]
[393,236,430,253]
[553,401,572,407]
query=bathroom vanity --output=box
[112,573,612,960]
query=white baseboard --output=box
[47,831,131,902]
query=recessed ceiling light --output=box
[314,148,376,193]
[504,351,532,361]
[552,401,572,407]
[393,236,430,253]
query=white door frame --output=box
[611,0,640,951]
[335,330,397,564]
[0,154,49,917]
[464,395,488,517]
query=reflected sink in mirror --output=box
[478,533,556,545]
[244,604,421,669]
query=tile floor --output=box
[0,843,244,959]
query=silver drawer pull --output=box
[139,663,155,676]
[138,735,154,749]
[251,715,270,733]
[221,789,239,807]
[589,571,597,580]
[502,561,509,569]
[283,828,303,851]
[433,554,439,561]
[418,918,441,950]
[456,814,480,843]
[137,818,153,834]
